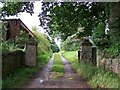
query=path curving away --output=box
[21,53,91,89]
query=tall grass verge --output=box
[62,51,120,88]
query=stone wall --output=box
[2,50,25,78]
[97,50,120,75]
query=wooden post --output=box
[78,50,80,63]
[92,47,97,65]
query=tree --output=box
[39,2,108,40]
[1,1,120,57]
[1,2,108,41]
[108,2,120,56]
[61,33,81,51]
[0,2,34,18]
[51,42,60,53]
[91,22,110,50]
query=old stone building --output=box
[2,19,35,40]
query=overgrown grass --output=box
[2,55,51,88]
[62,51,120,88]
[51,53,64,79]
[2,33,52,88]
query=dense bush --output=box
[91,22,110,50]
[1,39,18,51]
[32,30,52,59]
[91,20,120,57]
[91,21,120,57]
[51,42,60,53]
[1,22,29,52]
[15,30,29,49]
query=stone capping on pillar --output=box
[81,39,92,46]
[26,38,37,45]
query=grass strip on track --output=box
[51,53,64,79]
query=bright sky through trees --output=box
[1,1,42,31]
[0,1,61,47]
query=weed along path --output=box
[22,53,91,89]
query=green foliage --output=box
[33,32,52,67]
[108,3,120,57]
[32,29,52,55]
[1,22,29,51]
[53,53,63,64]
[51,43,60,53]
[52,65,64,72]
[33,30,52,69]
[3,31,52,88]
[61,33,80,51]
[51,53,64,78]
[1,30,29,52]
[61,41,79,51]
[62,51,77,64]
[1,21,7,39]
[15,30,29,49]
[106,44,119,57]
[1,29,29,51]
[2,39,20,51]
[62,51,120,88]
[1,2,34,18]
[91,22,110,50]
[40,2,108,40]
[89,68,119,88]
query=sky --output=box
[19,1,43,31]
[3,1,43,32]
[1,1,61,48]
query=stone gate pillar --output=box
[25,39,37,66]
[81,39,92,63]
[80,38,97,65]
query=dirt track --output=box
[22,53,91,89]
